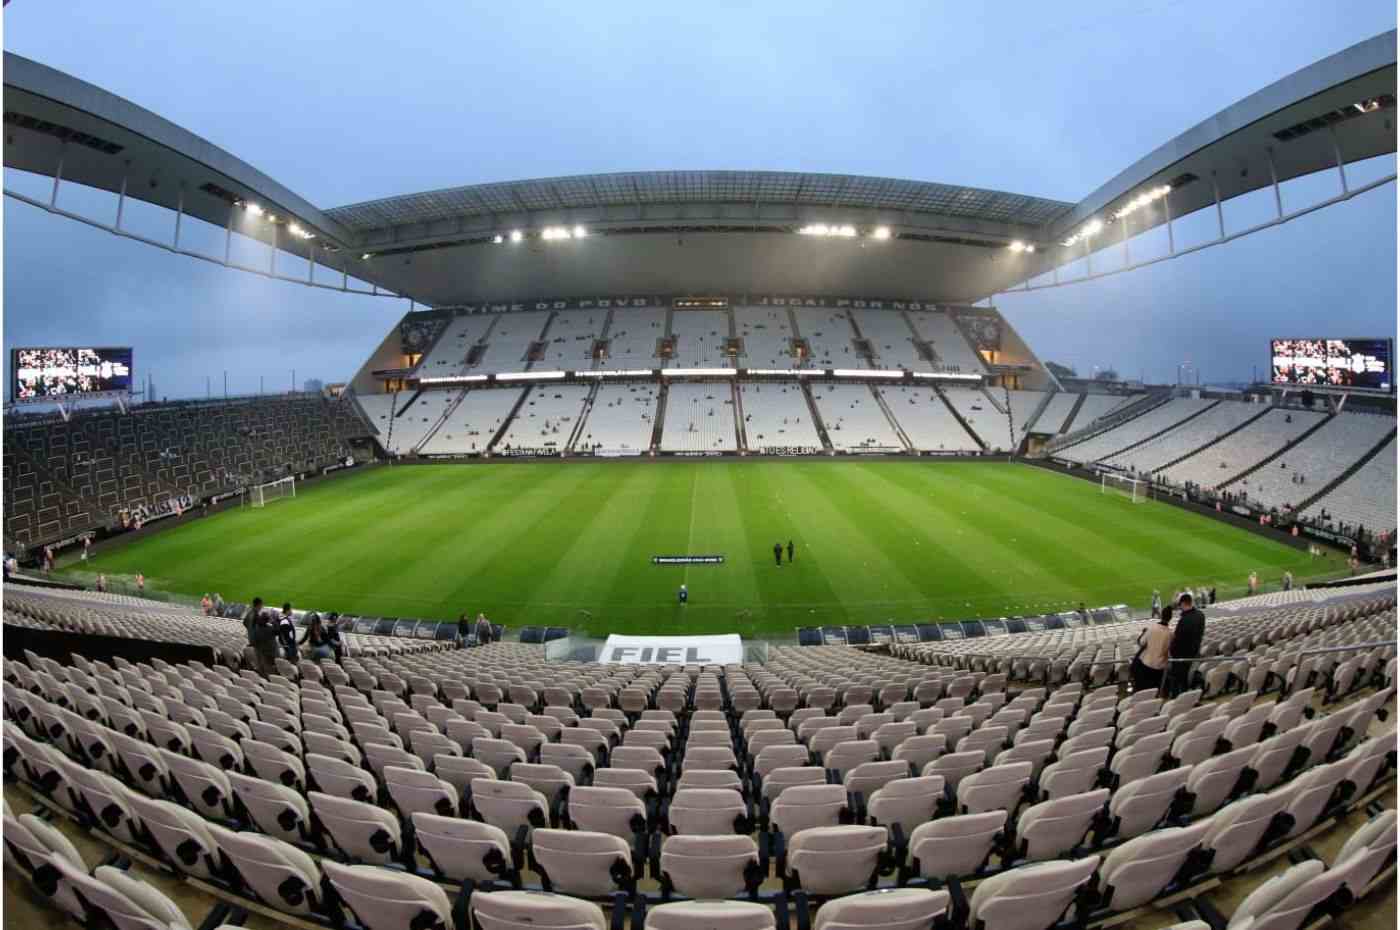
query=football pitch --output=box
[74,460,1338,638]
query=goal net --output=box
[250,475,296,508]
[1101,472,1148,503]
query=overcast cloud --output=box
[3,1,1396,396]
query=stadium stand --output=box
[1056,398,1216,465]
[575,383,658,456]
[1032,392,1079,435]
[1100,400,1265,474]
[792,309,864,369]
[811,384,904,452]
[906,309,987,373]
[495,385,590,455]
[850,308,926,371]
[660,383,738,452]
[474,312,551,375]
[876,386,979,453]
[601,307,668,370]
[1005,390,1048,449]
[1068,393,1146,431]
[3,395,367,547]
[1224,411,1395,513]
[1156,407,1329,490]
[2,579,1394,930]
[417,388,526,456]
[382,390,467,455]
[737,384,822,453]
[669,311,731,368]
[735,305,800,370]
[413,313,497,378]
[941,387,1005,449]
[541,309,607,370]
[1300,435,1397,536]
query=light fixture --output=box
[871,226,891,240]
[573,225,587,238]
[799,223,830,236]
[1062,217,1105,248]
[509,230,524,243]
[798,223,858,238]
[1110,184,1172,221]
[287,223,315,240]
[1008,240,1026,252]
[244,202,264,217]
[541,226,575,241]
[360,253,373,260]
[492,234,504,244]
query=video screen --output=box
[12,347,134,400]
[1271,339,1392,392]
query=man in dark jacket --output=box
[1167,592,1206,696]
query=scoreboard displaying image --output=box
[12,346,134,400]
[1270,338,1392,392]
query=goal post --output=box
[251,475,296,508]
[1100,472,1148,503]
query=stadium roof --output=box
[3,30,1395,306]
[323,171,1074,233]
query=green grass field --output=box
[71,460,1339,637]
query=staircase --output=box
[525,312,558,371]
[870,385,914,451]
[406,314,455,378]
[1058,393,1089,434]
[1293,426,1398,513]
[732,383,749,451]
[843,310,877,366]
[801,381,834,451]
[1093,400,1222,465]
[1045,390,1173,455]
[412,389,468,453]
[1217,414,1336,490]
[1151,404,1275,474]
[487,386,535,453]
[394,389,423,418]
[934,384,988,451]
[650,383,670,451]
[566,381,601,452]
[1022,390,1056,435]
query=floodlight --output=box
[1008,240,1026,252]
[244,203,264,217]
[573,225,587,238]
[492,234,504,244]
[871,226,891,240]
[509,230,524,242]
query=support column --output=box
[115,172,128,230]
[1328,125,1349,194]
[1267,147,1283,219]
[1211,174,1225,240]
[173,185,185,249]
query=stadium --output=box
[1,10,1397,930]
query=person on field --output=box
[678,583,688,605]
[773,542,783,566]
[1167,593,1205,697]
[787,540,794,563]
[1131,606,1172,693]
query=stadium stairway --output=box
[731,383,750,452]
[393,389,424,419]
[413,389,470,454]
[1151,404,1276,476]
[933,383,988,451]
[870,385,915,451]
[566,382,600,451]
[1088,399,1223,464]
[650,383,669,451]
[800,381,834,452]
[1217,413,1336,491]
[1045,389,1173,455]
[980,385,1008,415]
[1021,390,1055,438]
[1291,424,1399,515]
[487,387,536,453]
[1058,392,1090,434]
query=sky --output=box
[2,0,1396,397]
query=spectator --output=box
[1247,571,1258,595]
[1150,590,1161,618]
[475,612,493,646]
[201,593,213,615]
[96,573,107,593]
[1282,571,1293,591]
[214,592,225,614]
[325,612,345,663]
[1167,593,1205,697]
[1132,606,1172,694]
[298,612,334,661]
[136,572,145,592]
[457,613,471,647]
[249,612,279,677]
[278,603,298,662]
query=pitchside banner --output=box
[602,634,743,665]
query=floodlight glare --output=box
[244,203,264,217]
[509,230,524,242]
[492,234,504,244]
[871,226,892,240]
[573,225,587,238]
[1008,240,1026,252]
[360,253,372,260]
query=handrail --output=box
[922,639,1397,668]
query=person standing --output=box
[678,583,688,605]
[787,540,795,563]
[1131,607,1173,693]
[1167,593,1205,697]
[298,612,334,661]
[1150,590,1162,618]
[773,542,783,566]
[475,612,493,646]
[1247,571,1258,595]
[201,594,213,616]
[1282,570,1293,591]
[325,612,345,663]
[457,613,471,647]
[136,572,145,592]
[277,603,298,663]
[96,573,107,593]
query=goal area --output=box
[1100,472,1148,503]
[249,475,296,508]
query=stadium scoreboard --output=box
[1270,338,1392,392]
[12,346,134,401]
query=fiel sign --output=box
[601,633,743,665]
